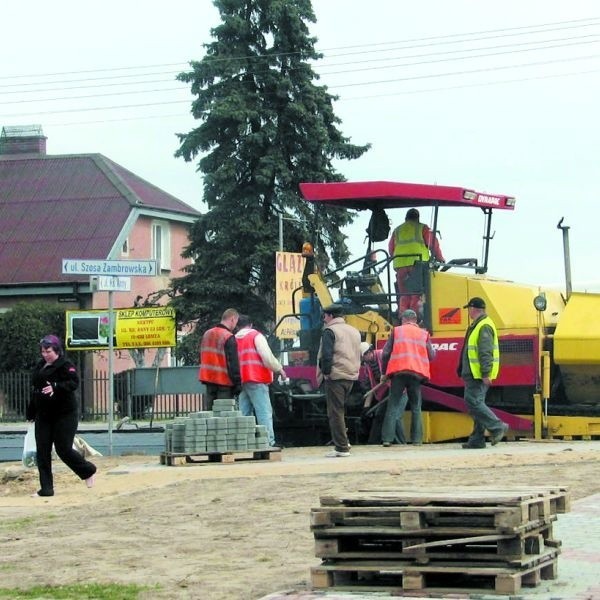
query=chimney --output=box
[0,124,47,156]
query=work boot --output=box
[491,423,509,446]
[461,442,486,449]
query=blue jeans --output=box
[382,374,423,444]
[238,382,275,446]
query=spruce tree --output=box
[171,0,369,359]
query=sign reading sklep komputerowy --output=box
[115,307,176,348]
[66,307,176,350]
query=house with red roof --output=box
[0,125,200,374]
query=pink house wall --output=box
[91,215,192,373]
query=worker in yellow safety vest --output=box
[388,208,444,317]
[457,296,508,449]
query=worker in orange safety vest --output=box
[380,308,436,446]
[235,314,286,447]
[198,308,241,410]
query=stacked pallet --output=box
[310,486,570,595]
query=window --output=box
[121,238,129,256]
[152,221,171,271]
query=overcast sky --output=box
[3,1,599,291]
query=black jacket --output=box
[26,356,79,420]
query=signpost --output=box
[62,259,158,455]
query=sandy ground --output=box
[1,441,599,600]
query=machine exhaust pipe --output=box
[557,217,572,300]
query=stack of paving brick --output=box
[161,402,280,465]
[310,486,570,596]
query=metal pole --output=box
[278,212,285,357]
[279,212,283,252]
[108,291,114,455]
[557,218,572,300]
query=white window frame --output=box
[152,220,171,272]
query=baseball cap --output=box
[322,303,344,317]
[463,297,486,309]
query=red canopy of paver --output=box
[299,181,515,211]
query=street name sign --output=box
[62,259,157,277]
[95,276,132,292]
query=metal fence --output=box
[0,370,203,422]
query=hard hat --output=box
[360,341,373,356]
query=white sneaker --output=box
[325,450,351,458]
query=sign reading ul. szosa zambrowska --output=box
[62,259,157,276]
[65,306,176,350]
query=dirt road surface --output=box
[1,441,599,599]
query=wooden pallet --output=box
[311,552,559,595]
[314,523,560,566]
[321,486,571,515]
[159,447,282,466]
[312,501,559,533]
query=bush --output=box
[0,302,67,371]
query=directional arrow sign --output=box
[62,259,157,277]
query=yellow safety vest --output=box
[466,316,500,380]
[392,221,430,268]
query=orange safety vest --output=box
[385,324,431,380]
[198,326,234,386]
[237,329,273,384]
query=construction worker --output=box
[316,303,361,457]
[235,314,286,448]
[360,342,407,445]
[388,208,444,317]
[457,297,508,449]
[198,308,241,410]
[381,309,436,446]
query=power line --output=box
[1,31,598,108]
[30,66,600,128]
[338,66,600,101]
[1,15,598,85]
[331,53,600,89]
[5,51,598,119]
[2,35,597,104]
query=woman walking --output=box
[26,335,96,497]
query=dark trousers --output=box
[367,396,406,444]
[382,374,423,444]
[463,375,504,445]
[324,379,353,453]
[35,412,96,495]
[203,383,236,411]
